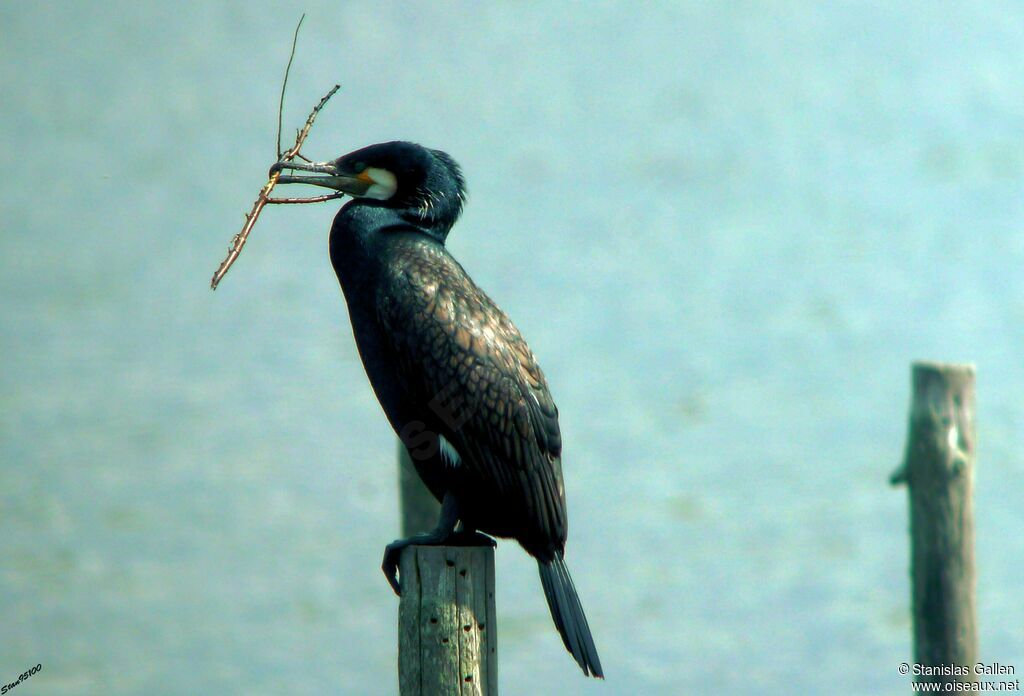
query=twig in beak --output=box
[210,83,341,290]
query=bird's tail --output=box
[537,554,604,678]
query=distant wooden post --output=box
[399,442,442,536]
[398,545,498,695]
[891,362,978,687]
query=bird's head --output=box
[271,141,466,237]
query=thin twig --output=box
[277,14,305,158]
[210,83,341,290]
[283,84,340,161]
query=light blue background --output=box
[3,3,1023,694]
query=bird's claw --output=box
[381,530,497,596]
[382,542,404,596]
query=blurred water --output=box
[3,2,1023,694]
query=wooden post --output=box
[398,545,498,695]
[891,362,978,687]
[399,442,442,536]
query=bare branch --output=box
[210,83,341,290]
[277,14,305,158]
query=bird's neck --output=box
[328,203,446,294]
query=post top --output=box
[912,361,976,376]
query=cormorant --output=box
[270,141,603,678]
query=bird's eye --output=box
[352,161,366,173]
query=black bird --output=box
[271,141,603,678]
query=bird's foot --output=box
[382,532,442,596]
[445,530,497,548]
[382,530,497,595]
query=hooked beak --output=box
[269,160,374,197]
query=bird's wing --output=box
[377,242,567,547]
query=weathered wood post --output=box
[891,361,978,687]
[397,444,497,694]
[399,442,442,536]
[398,545,498,695]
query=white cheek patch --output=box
[364,167,398,200]
[438,434,462,468]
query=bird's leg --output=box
[382,491,458,595]
[382,492,495,595]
